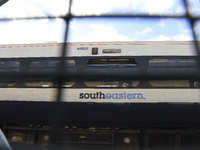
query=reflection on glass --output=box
[25,59,76,87]
[85,79,139,88]
[0,61,20,87]
[149,80,190,87]
[25,78,75,87]
[149,58,198,68]
[87,59,137,67]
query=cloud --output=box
[136,27,152,35]
[158,21,166,27]
[0,0,69,18]
[188,0,200,17]
[0,19,65,44]
[68,17,195,42]
[0,0,195,44]
[71,0,130,15]
[71,0,181,15]
[69,23,133,42]
[147,33,193,41]
[0,0,185,17]
[175,6,185,14]
[172,34,193,41]
[172,25,194,41]
[147,35,171,41]
[131,0,176,14]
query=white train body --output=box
[0,41,200,103]
[0,41,198,58]
[0,88,200,103]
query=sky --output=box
[0,0,199,44]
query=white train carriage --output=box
[0,41,200,103]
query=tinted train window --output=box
[149,80,200,88]
[0,61,19,87]
[85,58,139,87]
[25,59,76,87]
[85,79,139,88]
[149,58,198,67]
[148,58,200,87]
[26,78,75,87]
[28,59,75,71]
[149,80,190,87]
[85,58,139,77]
[87,58,137,67]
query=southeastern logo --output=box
[79,92,145,100]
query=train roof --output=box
[0,41,199,58]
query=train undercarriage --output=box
[2,125,200,150]
[1,102,200,150]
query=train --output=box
[0,41,200,102]
[1,41,200,150]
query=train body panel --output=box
[0,41,200,104]
[0,41,198,58]
[1,88,200,103]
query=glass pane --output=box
[29,59,75,70]
[85,79,139,87]
[187,0,200,17]
[71,0,185,16]
[25,78,55,87]
[68,18,194,42]
[149,80,191,87]
[0,61,20,87]
[25,78,75,87]
[87,59,137,67]
[0,0,70,18]
[149,58,199,67]
[0,18,66,45]
[25,59,76,87]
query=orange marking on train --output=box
[0,42,199,48]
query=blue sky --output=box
[68,17,194,41]
[0,0,199,44]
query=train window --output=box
[0,61,19,87]
[25,78,75,87]
[25,59,76,87]
[29,59,75,69]
[148,58,200,83]
[87,58,137,67]
[26,77,55,87]
[149,80,190,87]
[85,79,139,88]
[149,58,198,68]
[85,58,139,78]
